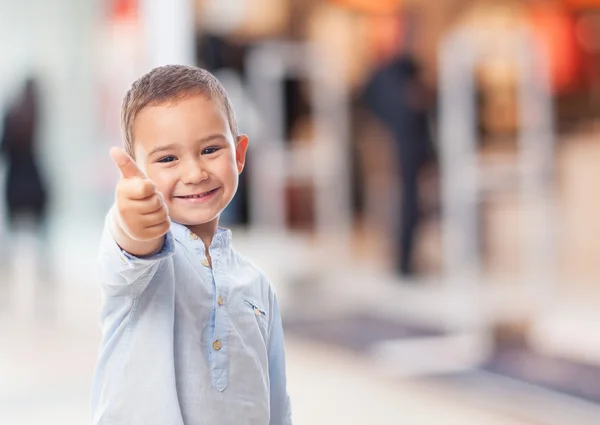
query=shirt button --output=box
[189,232,199,240]
[254,308,262,317]
[201,258,210,267]
[217,296,224,306]
[213,340,222,351]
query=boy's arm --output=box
[268,295,293,425]
[97,147,174,298]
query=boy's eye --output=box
[158,155,177,163]
[202,147,220,155]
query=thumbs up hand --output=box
[109,147,170,256]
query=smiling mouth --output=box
[175,188,219,199]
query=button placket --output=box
[211,297,229,391]
[211,260,230,390]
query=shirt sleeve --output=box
[268,294,293,425]
[98,208,175,298]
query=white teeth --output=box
[182,190,212,198]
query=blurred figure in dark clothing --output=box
[363,51,433,277]
[0,77,53,315]
[1,78,48,227]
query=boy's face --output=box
[132,94,248,232]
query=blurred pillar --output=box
[140,0,195,67]
[438,27,556,295]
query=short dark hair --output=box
[121,65,238,156]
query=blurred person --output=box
[92,65,292,425]
[363,13,434,278]
[0,77,50,290]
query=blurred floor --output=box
[0,283,542,425]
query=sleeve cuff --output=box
[98,209,175,297]
[117,231,175,265]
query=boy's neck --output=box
[187,218,219,251]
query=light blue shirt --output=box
[91,212,292,425]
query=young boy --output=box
[91,65,292,425]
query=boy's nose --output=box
[181,161,209,184]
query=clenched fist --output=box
[109,147,170,255]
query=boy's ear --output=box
[235,135,249,174]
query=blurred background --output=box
[2,0,600,423]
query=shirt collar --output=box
[170,221,232,251]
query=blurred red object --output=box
[112,0,138,20]
[328,0,401,15]
[562,0,600,9]
[528,3,582,94]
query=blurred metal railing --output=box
[438,27,556,303]
[245,41,352,243]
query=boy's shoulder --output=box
[229,249,278,303]
[231,249,272,283]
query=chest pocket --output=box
[228,294,269,343]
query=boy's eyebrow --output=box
[147,144,178,157]
[197,133,228,144]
